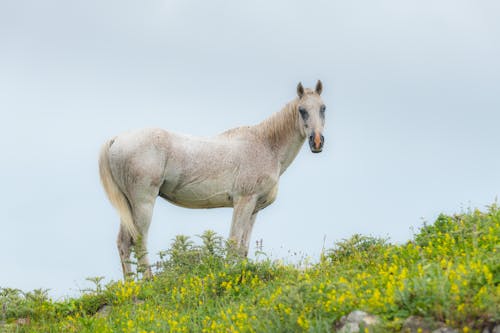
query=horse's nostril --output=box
[308,132,324,152]
[308,135,314,145]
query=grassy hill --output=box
[1,204,499,332]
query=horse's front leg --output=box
[229,195,258,257]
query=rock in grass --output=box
[347,310,381,326]
[336,310,381,333]
[338,322,361,333]
[96,304,112,318]
[402,315,433,332]
[402,316,456,333]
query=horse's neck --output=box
[254,100,305,175]
[276,131,305,175]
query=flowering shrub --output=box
[2,204,499,332]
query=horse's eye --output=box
[320,105,326,113]
[299,107,308,120]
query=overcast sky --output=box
[1,0,499,298]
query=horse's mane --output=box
[253,98,300,146]
[220,97,302,147]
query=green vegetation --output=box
[1,205,499,332]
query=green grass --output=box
[1,204,499,332]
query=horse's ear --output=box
[297,82,304,99]
[315,80,323,95]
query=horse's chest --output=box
[256,184,278,210]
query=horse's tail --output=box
[99,140,139,241]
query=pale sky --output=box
[1,0,499,298]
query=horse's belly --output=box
[159,181,233,209]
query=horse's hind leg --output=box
[117,224,133,278]
[130,199,156,279]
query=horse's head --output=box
[296,80,326,153]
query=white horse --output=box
[99,81,326,278]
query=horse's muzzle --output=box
[309,132,324,153]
